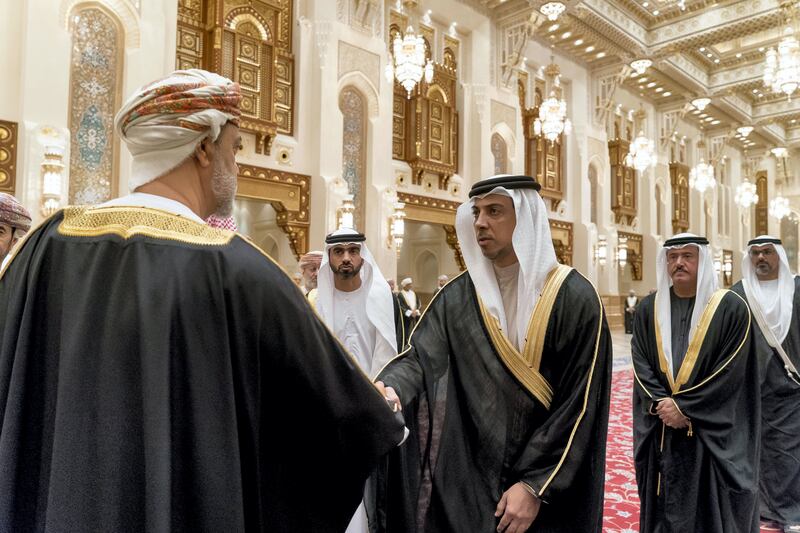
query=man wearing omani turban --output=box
[0,70,404,532]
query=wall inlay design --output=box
[68,6,122,204]
[340,86,367,230]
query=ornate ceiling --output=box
[473,0,800,151]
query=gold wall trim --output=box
[58,205,235,245]
[397,192,464,269]
[237,163,310,260]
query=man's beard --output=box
[303,275,318,290]
[331,262,362,280]
[755,262,774,277]
[211,157,237,217]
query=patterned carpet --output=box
[602,332,780,533]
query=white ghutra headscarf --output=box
[741,235,795,344]
[455,174,558,348]
[655,233,719,377]
[315,229,397,378]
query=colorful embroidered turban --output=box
[114,69,242,191]
[0,193,32,234]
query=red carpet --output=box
[602,369,639,532]
[602,369,780,532]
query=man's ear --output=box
[194,136,214,168]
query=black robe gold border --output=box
[537,270,605,498]
[634,289,752,399]
[475,264,574,410]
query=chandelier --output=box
[689,159,716,193]
[630,59,652,75]
[534,58,571,142]
[737,126,754,138]
[624,131,656,171]
[691,97,711,111]
[385,26,434,97]
[770,196,792,219]
[734,180,759,208]
[540,2,566,21]
[763,25,800,99]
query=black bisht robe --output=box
[631,289,760,533]
[732,278,800,526]
[377,267,612,532]
[0,206,406,532]
[392,293,407,352]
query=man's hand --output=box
[374,381,402,412]
[412,309,421,317]
[656,398,689,429]
[495,482,541,533]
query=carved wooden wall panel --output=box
[618,230,643,280]
[608,139,637,225]
[549,219,573,266]
[176,0,294,154]
[755,171,768,237]
[670,162,690,234]
[0,120,18,194]
[236,163,310,260]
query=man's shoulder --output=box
[559,267,600,303]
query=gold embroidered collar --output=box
[478,264,573,409]
[58,205,235,246]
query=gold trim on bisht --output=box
[478,264,573,409]
[655,288,728,394]
[58,205,235,246]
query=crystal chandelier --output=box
[385,26,434,98]
[624,131,656,171]
[770,196,792,219]
[533,58,571,142]
[630,59,652,75]
[689,159,715,193]
[737,126,754,138]
[763,25,800,99]
[539,2,566,21]
[734,180,759,208]
[691,97,711,111]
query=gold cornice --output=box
[236,163,310,260]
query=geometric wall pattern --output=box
[69,6,122,204]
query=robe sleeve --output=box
[377,293,451,407]
[631,296,673,409]
[511,277,612,503]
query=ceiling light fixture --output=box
[692,97,711,110]
[737,126,754,137]
[630,58,653,75]
[540,2,566,21]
